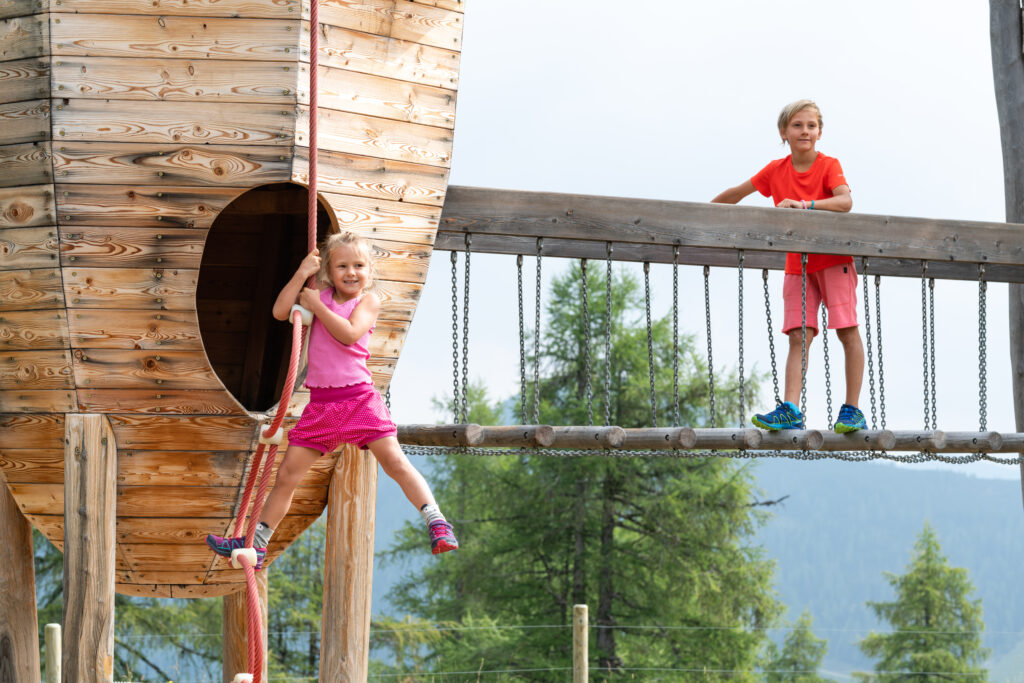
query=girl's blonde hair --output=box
[777,99,823,137]
[316,231,375,291]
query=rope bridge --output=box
[397,186,1024,466]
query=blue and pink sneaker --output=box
[206,533,266,570]
[428,521,459,555]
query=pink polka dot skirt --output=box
[287,383,397,452]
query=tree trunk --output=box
[989,0,1024,505]
[595,469,622,673]
[222,570,268,683]
[0,481,40,682]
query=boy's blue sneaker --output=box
[752,401,805,430]
[206,533,266,570]
[834,403,866,433]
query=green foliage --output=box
[267,517,326,678]
[855,523,989,681]
[762,610,828,682]
[380,264,779,680]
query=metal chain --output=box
[763,269,781,405]
[737,251,745,427]
[385,387,391,411]
[822,306,832,429]
[979,264,988,431]
[920,262,930,430]
[580,259,594,426]
[704,265,716,427]
[862,259,877,429]
[449,250,462,423]
[533,238,543,423]
[644,262,657,427]
[517,254,526,424]
[672,247,680,428]
[929,277,937,430]
[604,243,613,427]
[800,254,809,418]
[874,274,887,429]
[461,234,471,423]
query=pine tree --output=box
[856,523,989,681]
[763,609,828,682]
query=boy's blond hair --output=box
[316,231,375,291]
[777,99,822,137]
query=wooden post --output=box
[573,604,588,683]
[222,571,269,683]
[989,0,1024,504]
[45,624,61,683]
[320,444,378,682]
[63,414,116,683]
[0,480,40,682]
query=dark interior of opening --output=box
[197,183,333,412]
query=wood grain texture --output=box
[0,14,46,61]
[63,267,197,310]
[0,448,62,483]
[53,57,296,103]
[62,414,116,683]
[116,583,172,598]
[0,479,40,683]
[308,0,463,51]
[222,567,268,683]
[0,226,58,268]
[372,278,421,321]
[297,105,452,167]
[108,414,255,450]
[293,147,447,207]
[0,413,62,448]
[0,267,63,311]
[58,184,240,228]
[53,142,292,186]
[300,64,456,128]
[0,349,73,388]
[68,309,200,350]
[0,58,49,106]
[71,348,220,389]
[0,0,43,21]
[0,309,69,350]
[0,184,53,228]
[51,14,300,60]
[60,227,204,268]
[320,191,441,242]
[116,515,242,542]
[51,0,298,18]
[78,389,245,415]
[53,99,293,146]
[0,98,48,145]
[302,20,459,89]
[0,389,75,412]
[320,444,377,682]
[0,140,51,187]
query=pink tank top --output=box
[305,288,373,389]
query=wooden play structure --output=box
[5,1,1024,682]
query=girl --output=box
[207,231,458,568]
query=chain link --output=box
[581,259,594,426]
[763,269,781,405]
[533,238,543,423]
[862,259,877,429]
[920,262,930,430]
[604,243,613,427]
[799,254,809,418]
[822,307,832,429]
[385,387,391,411]
[704,265,716,427]
[461,234,471,423]
[979,264,988,431]
[875,274,887,429]
[929,277,937,430]
[737,251,745,427]
[517,254,526,424]
[672,247,680,428]
[449,250,462,423]
[644,262,657,427]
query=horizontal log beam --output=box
[438,186,1024,282]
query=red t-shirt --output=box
[751,153,852,274]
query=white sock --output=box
[419,503,445,526]
[254,522,274,548]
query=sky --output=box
[384,0,1020,480]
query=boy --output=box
[711,99,865,433]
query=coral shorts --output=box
[287,383,397,453]
[782,262,858,335]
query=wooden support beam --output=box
[222,572,268,683]
[398,423,483,446]
[0,480,40,682]
[63,414,116,683]
[320,444,377,682]
[438,185,1024,281]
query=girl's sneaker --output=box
[834,403,866,433]
[206,533,266,570]
[751,401,805,430]
[428,520,459,554]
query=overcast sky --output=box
[385,0,1019,479]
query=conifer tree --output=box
[763,609,828,682]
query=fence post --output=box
[45,623,61,683]
[573,604,588,682]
